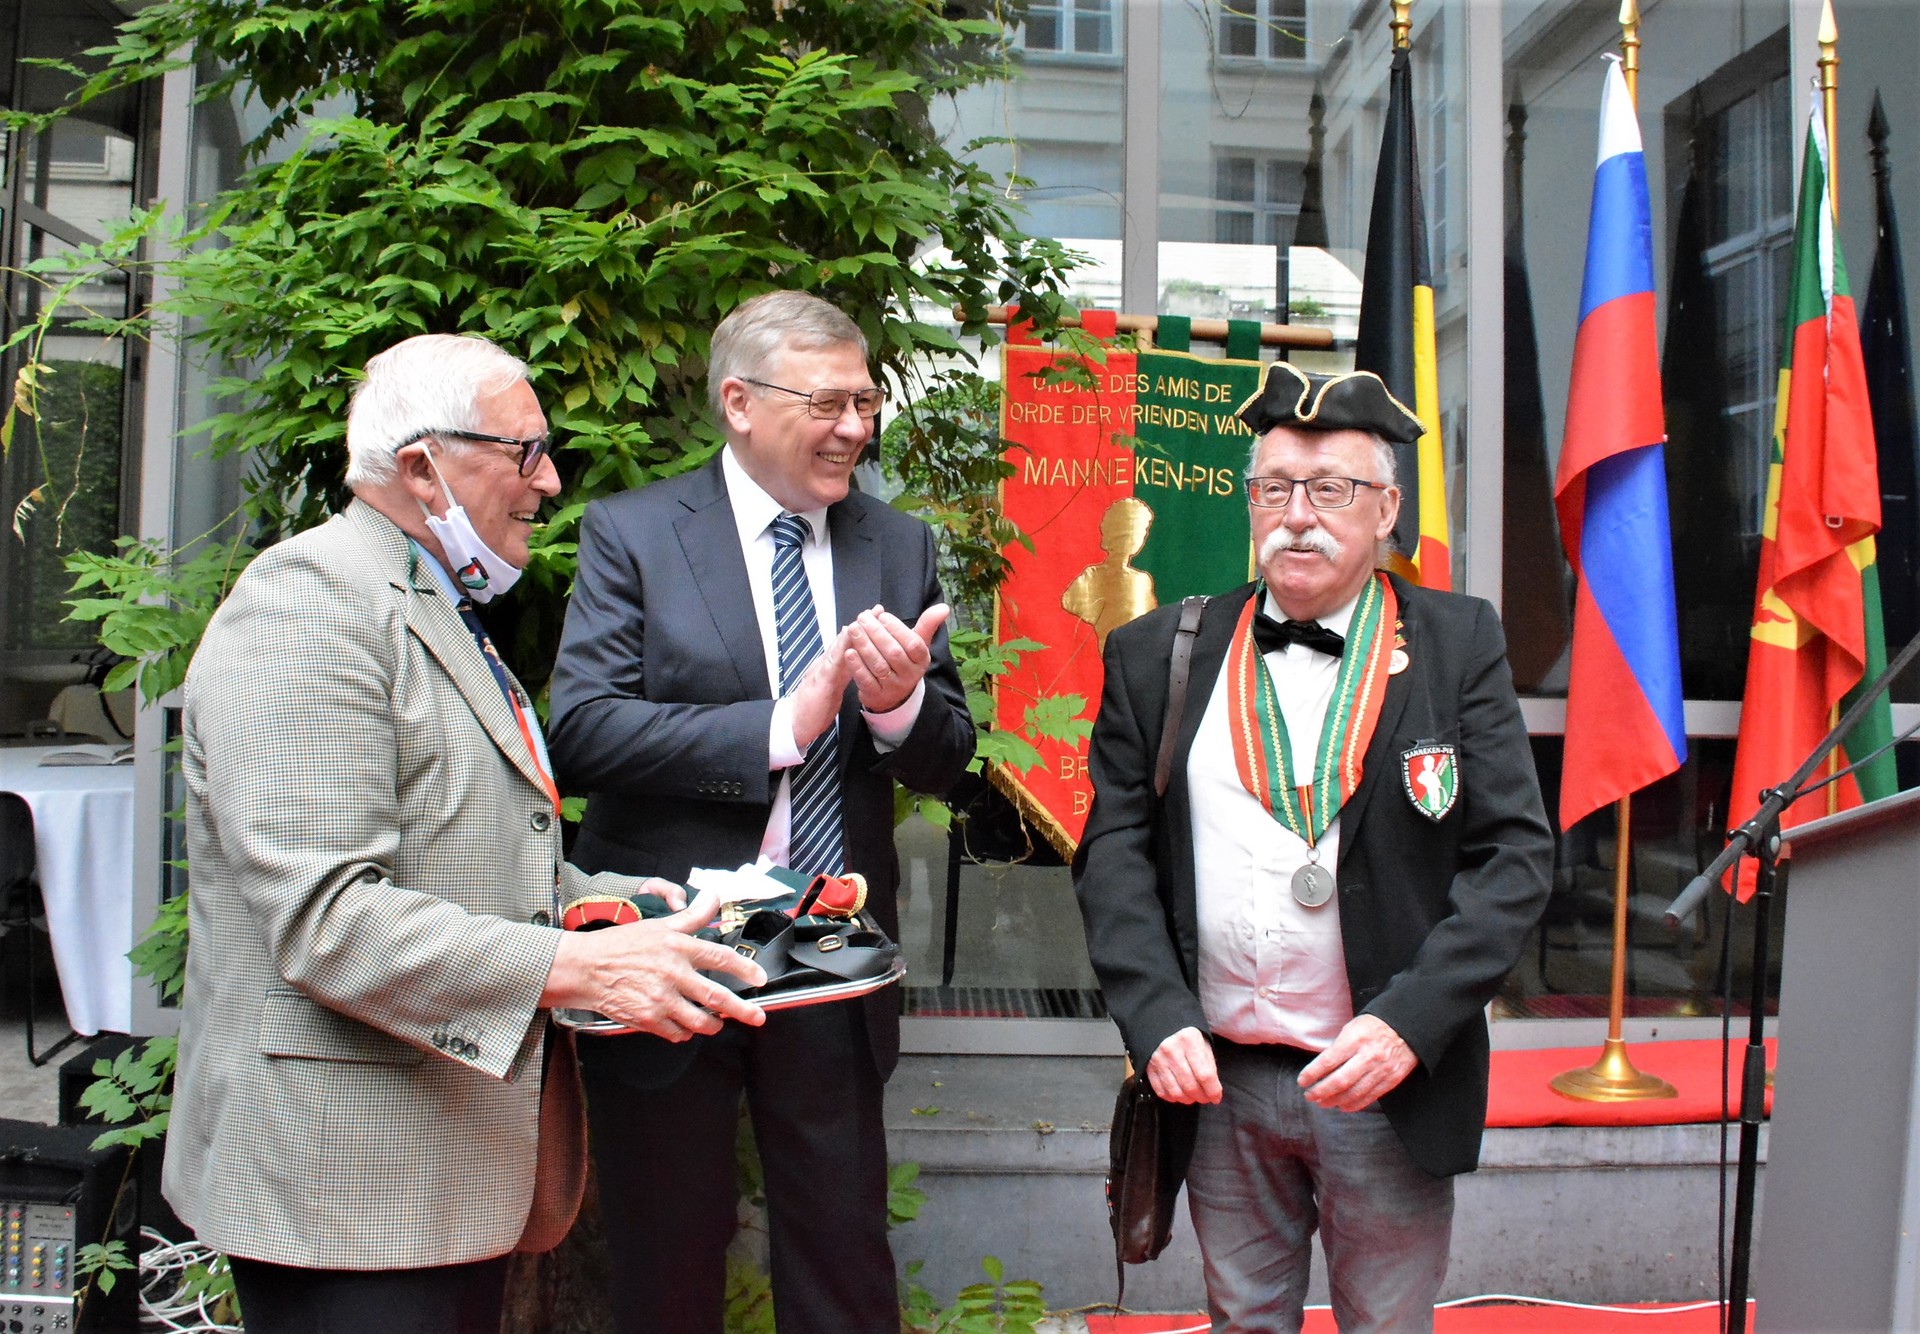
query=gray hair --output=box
[345,334,530,486]
[707,290,869,420]
[1244,427,1398,486]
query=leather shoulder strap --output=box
[1154,596,1210,798]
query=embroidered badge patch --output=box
[1400,744,1458,822]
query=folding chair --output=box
[0,792,81,1066]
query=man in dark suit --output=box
[1074,364,1552,1332]
[547,290,975,1334]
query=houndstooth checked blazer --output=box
[163,500,635,1269]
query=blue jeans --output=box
[1185,1042,1455,1333]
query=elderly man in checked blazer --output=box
[164,335,765,1334]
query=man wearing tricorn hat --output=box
[1074,363,1552,1331]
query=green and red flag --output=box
[993,315,1263,851]
[1355,44,1450,591]
[1726,101,1899,897]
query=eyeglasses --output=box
[742,378,888,420]
[1245,475,1391,510]
[400,428,551,477]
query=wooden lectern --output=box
[1756,786,1920,1333]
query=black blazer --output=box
[1072,574,1552,1177]
[547,456,976,1084]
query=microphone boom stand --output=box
[1664,628,1920,1334]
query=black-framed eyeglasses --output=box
[1245,475,1391,510]
[399,428,551,477]
[742,378,888,420]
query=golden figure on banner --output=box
[1063,497,1159,649]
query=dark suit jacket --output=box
[1072,574,1552,1177]
[546,456,975,1085]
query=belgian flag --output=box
[1355,45,1449,590]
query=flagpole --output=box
[1821,0,1842,818]
[1550,0,1676,1107]
[1819,0,1839,217]
[1391,0,1411,51]
[1618,0,1639,102]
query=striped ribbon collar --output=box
[1226,573,1397,846]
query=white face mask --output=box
[418,446,523,603]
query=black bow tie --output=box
[1253,614,1345,658]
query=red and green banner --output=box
[1727,103,1899,898]
[993,322,1264,853]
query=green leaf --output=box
[574,181,626,212]
[1023,694,1093,746]
[22,34,1082,1300]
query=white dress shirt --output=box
[720,447,922,867]
[1187,589,1362,1050]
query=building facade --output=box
[2,0,1914,1048]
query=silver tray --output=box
[554,957,906,1034]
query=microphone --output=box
[1664,626,1920,927]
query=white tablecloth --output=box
[0,744,135,1035]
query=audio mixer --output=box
[0,1118,136,1332]
[1,1196,78,1331]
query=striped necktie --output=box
[769,513,844,876]
[455,599,560,814]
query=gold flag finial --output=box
[1618,0,1641,105]
[1391,0,1412,50]
[1819,0,1839,214]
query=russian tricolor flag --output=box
[1555,59,1687,829]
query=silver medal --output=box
[1291,862,1335,907]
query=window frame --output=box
[1214,0,1308,64]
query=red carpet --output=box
[1089,1300,1746,1331]
[1486,1040,1775,1128]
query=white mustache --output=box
[1260,524,1342,564]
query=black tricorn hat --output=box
[1235,364,1424,444]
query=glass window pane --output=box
[1214,210,1253,247]
[1216,155,1255,202]
[1163,0,1466,581]
[895,781,1099,1019]
[1497,738,1802,1021]
[1839,0,1920,707]
[3,351,126,652]
[888,2,1131,1022]
[1272,0,1308,60]
[1219,0,1257,59]
[1504,5,1791,703]
[0,0,142,697]
[1025,9,1060,52]
[1075,1,1113,56]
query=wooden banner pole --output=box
[960,307,1335,351]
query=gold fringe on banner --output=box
[985,761,1080,862]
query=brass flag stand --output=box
[1550,0,1676,1105]
[1549,807,1676,1101]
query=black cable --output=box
[1715,844,1740,1334]
[1786,713,1920,801]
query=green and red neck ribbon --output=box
[1225,574,1397,845]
